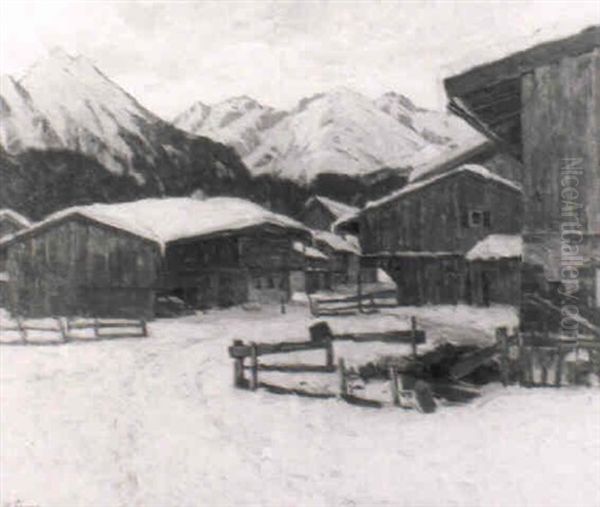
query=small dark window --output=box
[267,276,275,289]
[469,210,483,227]
[254,277,262,289]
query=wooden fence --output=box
[0,316,148,345]
[228,317,427,408]
[228,337,335,390]
[495,328,600,387]
[309,289,397,317]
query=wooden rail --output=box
[309,289,397,317]
[228,338,334,389]
[1,316,148,344]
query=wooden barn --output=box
[445,25,600,328]
[299,195,359,232]
[357,164,523,305]
[0,197,310,318]
[466,234,522,306]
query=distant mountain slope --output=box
[176,88,483,183]
[0,49,252,218]
[174,96,286,158]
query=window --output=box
[463,209,491,228]
[469,210,483,227]
[267,276,275,289]
[254,277,262,289]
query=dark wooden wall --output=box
[360,171,523,256]
[521,49,600,327]
[162,225,309,308]
[376,255,467,305]
[469,258,521,306]
[5,216,160,318]
[299,201,336,231]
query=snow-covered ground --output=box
[1,304,599,507]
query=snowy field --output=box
[1,304,599,507]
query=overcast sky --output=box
[1,1,598,119]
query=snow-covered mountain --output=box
[375,91,478,147]
[0,48,248,185]
[0,75,63,152]
[0,49,251,218]
[176,88,482,182]
[173,96,286,158]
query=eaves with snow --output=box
[466,234,523,261]
[0,198,308,252]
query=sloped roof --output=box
[0,209,31,228]
[365,164,522,211]
[293,241,329,260]
[1,197,307,250]
[466,234,522,261]
[306,195,359,220]
[312,230,361,254]
[445,25,600,97]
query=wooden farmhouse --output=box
[0,197,311,318]
[445,25,600,328]
[355,164,523,305]
[299,195,359,232]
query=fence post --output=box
[280,296,286,315]
[141,319,148,337]
[17,316,27,343]
[389,366,400,406]
[496,327,509,386]
[93,317,100,339]
[410,316,418,358]
[517,332,526,386]
[338,358,348,396]
[357,271,363,313]
[232,340,245,388]
[250,342,259,391]
[325,337,334,369]
[57,317,68,342]
[555,344,564,387]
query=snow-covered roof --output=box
[466,234,522,261]
[306,196,359,220]
[312,230,361,254]
[2,197,308,250]
[408,135,491,182]
[366,164,522,211]
[0,209,31,228]
[293,241,329,260]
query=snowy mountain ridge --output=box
[0,48,246,185]
[175,87,484,182]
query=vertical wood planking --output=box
[250,342,259,391]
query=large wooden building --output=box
[356,164,523,305]
[445,25,600,328]
[0,197,310,318]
